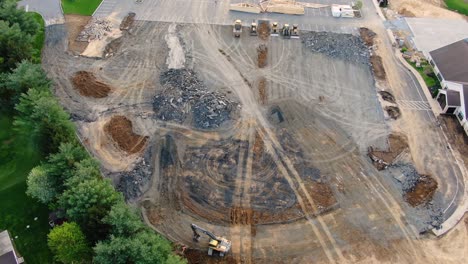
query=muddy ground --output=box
[41,20,449,263]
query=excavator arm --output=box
[191,224,218,242]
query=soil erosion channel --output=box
[42,21,440,263]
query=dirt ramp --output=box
[369,134,408,170]
[104,116,148,154]
[71,71,112,98]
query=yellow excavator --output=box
[233,19,242,37]
[191,224,232,257]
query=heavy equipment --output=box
[271,22,279,36]
[191,224,232,257]
[250,22,258,36]
[291,24,299,39]
[233,19,242,37]
[281,24,291,39]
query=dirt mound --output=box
[369,134,408,170]
[359,27,376,46]
[405,175,438,206]
[379,91,396,103]
[71,71,112,98]
[120,12,135,31]
[399,7,416,17]
[257,44,268,68]
[258,77,267,104]
[104,116,148,154]
[258,21,270,40]
[370,55,386,80]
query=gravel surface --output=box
[301,31,370,65]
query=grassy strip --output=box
[28,12,45,63]
[405,58,441,97]
[61,0,103,16]
[0,115,52,263]
[445,0,468,16]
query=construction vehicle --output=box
[291,24,299,39]
[281,24,291,39]
[271,22,279,36]
[233,19,242,37]
[191,224,232,257]
[250,22,258,36]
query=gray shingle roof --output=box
[429,38,468,84]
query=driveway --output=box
[18,0,64,25]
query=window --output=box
[436,73,443,81]
[429,59,435,67]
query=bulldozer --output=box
[281,24,291,39]
[250,22,258,36]
[191,224,232,257]
[233,19,242,38]
[271,21,279,36]
[291,24,299,39]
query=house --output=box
[0,230,23,264]
[428,39,468,135]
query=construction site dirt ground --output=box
[41,19,467,263]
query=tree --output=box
[0,0,39,36]
[60,178,122,222]
[104,202,145,237]
[65,158,101,187]
[48,222,91,264]
[0,21,33,71]
[14,87,77,153]
[26,165,57,204]
[94,231,186,264]
[0,61,49,106]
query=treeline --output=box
[0,1,185,263]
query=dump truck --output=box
[191,224,232,257]
[233,19,242,37]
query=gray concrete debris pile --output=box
[301,31,370,64]
[76,18,113,42]
[153,69,240,129]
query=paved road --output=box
[18,0,64,25]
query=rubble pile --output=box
[116,156,152,201]
[76,18,113,42]
[301,31,370,64]
[153,69,239,128]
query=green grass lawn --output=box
[445,0,468,16]
[28,12,45,63]
[0,114,52,263]
[61,0,103,16]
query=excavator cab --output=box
[250,22,258,36]
[233,19,242,38]
[282,24,291,39]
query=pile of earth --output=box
[301,31,370,64]
[153,69,240,129]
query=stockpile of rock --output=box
[116,156,152,201]
[153,69,240,129]
[76,18,113,42]
[301,31,370,64]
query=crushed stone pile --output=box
[153,69,240,129]
[76,18,113,42]
[301,31,370,64]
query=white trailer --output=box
[331,4,355,18]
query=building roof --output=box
[447,90,461,106]
[406,18,468,55]
[464,85,468,118]
[429,39,468,84]
[0,231,17,264]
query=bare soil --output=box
[398,7,416,17]
[389,0,465,19]
[104,116,148,154]
[184,249,236,264]
[370,55,386,80]
[369,134,408,169]
[405,175,438,206]
[65,15,91,54]
[257,44,268,68]
[385,106,401,119]
[258,77,267,104]
[71,71,112,98]
[359,27,376,46]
